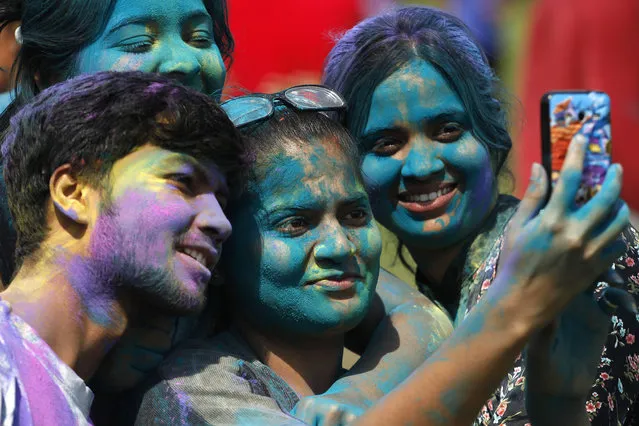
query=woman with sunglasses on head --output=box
[322,6,639,425]
[131,85,628,426]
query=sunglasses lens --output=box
[221,97,273,127]
[284,86,345,110]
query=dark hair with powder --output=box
[237,108,362,190]
[322,6,511,171]
[2,71,247,270]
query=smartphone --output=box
[541,91,612,206]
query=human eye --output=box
[371,136,405,156]
[276,217,309,237]
[189,30,214,48]
[166,173,195,195]
[343,208,370,227]
[117,35,154,54]
[435,122,465,142]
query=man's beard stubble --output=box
[80,191,209,318]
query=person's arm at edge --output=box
[133,350,307,426]
[296,270,453,412]
[351,265,580,426]
[351,151,620,426]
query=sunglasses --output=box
[220,85,346,128]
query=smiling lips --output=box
[176,244,218,281]
[307,273,363,292]
[398,183,458,214]
[181,248,209,267]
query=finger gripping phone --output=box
[541,91,612,206]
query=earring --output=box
[14,26,23,45]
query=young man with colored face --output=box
[0,71,246,424]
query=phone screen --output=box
[541,91,612,206]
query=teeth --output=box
[404,186,453,203]
[183,248,207,268]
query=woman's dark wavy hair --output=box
[322,6,513,272]
[322,5,512,172]
[0,0,233,130]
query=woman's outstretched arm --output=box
[355,138,628,426]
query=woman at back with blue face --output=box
[323,6,639,425]
[1,0,231,107]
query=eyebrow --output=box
[265,193,370,215]
[362,108,468,137]
[105,11,212,36]
[154,153,228,195]
[105,16,154,37]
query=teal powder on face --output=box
[75,0,226,99]
[224,141,382,337]
[360,59,496,249]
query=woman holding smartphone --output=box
[323,6,639,424]
[135,89,626,425]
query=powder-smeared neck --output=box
[1,252,131,381]
[235,320,345,398]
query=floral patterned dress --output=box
[416,195,639,426]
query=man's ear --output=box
[49,164,90,225]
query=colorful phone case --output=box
[541,91,611,206]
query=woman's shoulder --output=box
[152,331,260,382]
[378,267,454,327]
[133,331,301,425]
[378,268,413,289]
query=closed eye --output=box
[117,35,155,54]
[188,30,214,48]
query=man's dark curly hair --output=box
[2,70,248,271]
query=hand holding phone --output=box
[541,91,612,206]
[541,90,632,311]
